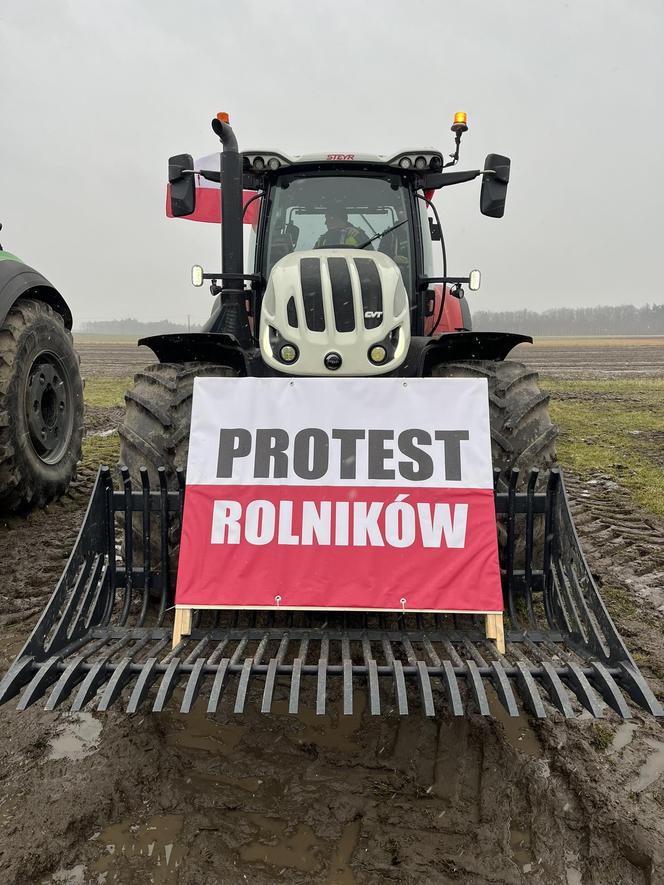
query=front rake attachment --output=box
[0,466,661,719]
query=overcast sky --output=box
[1,0,662,325]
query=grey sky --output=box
[1,0,662,325]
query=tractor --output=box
[0,113,659,720]
[119,112,555,494]
[0,223,84,512]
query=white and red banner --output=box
[175,377,503,613]
[165,152,260,226]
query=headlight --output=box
[191,265,204,287]
[268,157,281,170]
[399,157,412,169]
[253,156,265,171]
[414,156,427,170]
[280,344,298,363]
[369,345,387,364]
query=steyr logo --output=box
[327,154,355,160]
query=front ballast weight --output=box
[0,465,661,720]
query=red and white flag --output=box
[175,377,503,613]
[165,152,260,226]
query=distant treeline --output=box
[78,318,202,336]
[473,303,664,336]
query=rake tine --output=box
[442,660,463,716]
[539,662,575,718]
[465,660,490,716]
[0,657,36,705]
[416,661,435,717]
[289,658,303,714]
[98,658,135,712]
[234,658,253,714]
[490,661,519,717]
[618,663,664,717]
[564,663,605,718]
[362,637,380,716]
[181,659,207,713]
[45,657,90,711]
[392,660,409,715]
[316,658,327,715]
[514,662,547,719]
[127,658,160,714]
[342,658,353,716]
[153,659,181,712]
[17,657,62,711]
[261,659,279,714]
[590,662,632,719]
[71,660,111,712]
[207,659,230,714]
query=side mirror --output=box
[168,153,196,217]
[480,154,510,218]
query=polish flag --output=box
[165,152,260,226]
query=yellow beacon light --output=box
[451,111,468,132]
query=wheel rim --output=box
[24,351,74,464]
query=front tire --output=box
[430,359,557,481]
[0,298,84,511]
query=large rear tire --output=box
[119,361,237,485]
[430,359,557,482]
[0,297,84,512]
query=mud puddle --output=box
[48,713,102,761]
[89,813,185,882]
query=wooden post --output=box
[485,613,505,655]
[172,607,193,649]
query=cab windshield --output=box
[263,173,413,285]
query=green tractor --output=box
[0,225,84,511]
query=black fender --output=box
[0,259,72,329]
[398,332,532,376]
[138,332,253,375]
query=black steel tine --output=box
[184,637,209,667]
[514,662,547,719]
[618,663,664,717]
[589,662,632,718]
[127,658,160,713]
[463,639,488,668]
[181,659,207,713]
[415,661,435,717]
[465,660,490,715]
[490,661,519,717]
[539,662,575,718]
[44,656,89,710]
[0,657,36,705]
[234,658,253,714]
[442,660,463,716]
[341,635,353,715]
[101,467,117,600]
[505,468,520,629]
[207,659,230,713]
[153,659,181,712]
[97,658,135,712]
[16,657,64,710]
[441,639,464,668]
[289,658,303,714]
[392,660,409,715]
[342,658,353,715]
[362,637,380,716]
[316,638,329,715]
[564,663,605,718]
[71,637,133,711]
[120,466,134,625]
[157,467,170,626]
[524,469,538,624]
[139,468,151,627]
[261,659,279,714]
[542,470,560,627]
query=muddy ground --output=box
[0,341,663,885]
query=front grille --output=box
[328,258,355,332]
[300,258,325,332]
[355,257,383,329]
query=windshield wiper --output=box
[359,218,408,249]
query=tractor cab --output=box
[165,112,512,378]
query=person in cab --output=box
[315,208,372,249]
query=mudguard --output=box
[0,254,72,329]
[399,332,532,376]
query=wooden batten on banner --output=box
[173,606,505,653]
